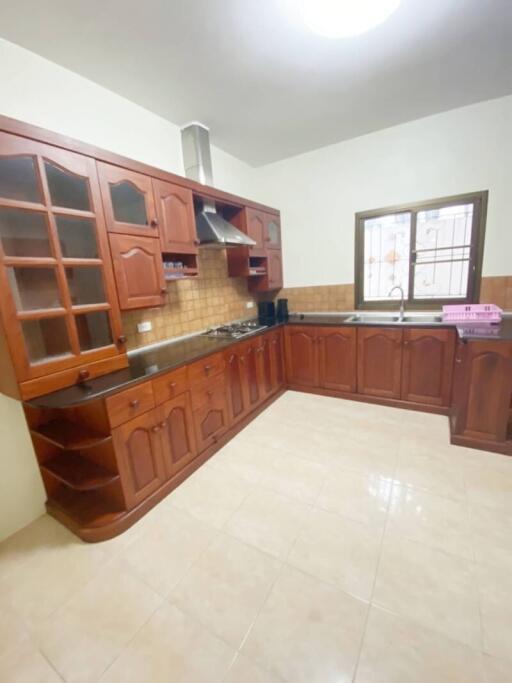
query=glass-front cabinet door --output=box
[97,162,159,237]
[264,213,281,249]
[0,132,124,381]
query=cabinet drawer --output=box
[152,366,189,405]
[191,376,226,411]
[188,352,225,385]
[106,382,155,428]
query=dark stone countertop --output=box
[27,323,283,409]
[28,312,512,410]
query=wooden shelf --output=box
[47,486,124,529]
[31,419,111,450]
[164,267,199,280]
[42,452,119,491]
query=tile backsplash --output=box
[122,250,258,350]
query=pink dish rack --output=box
[442,304,502,324]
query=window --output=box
[354,191,487,309]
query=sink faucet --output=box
[388,285,405,322]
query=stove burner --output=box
[203,321,267,339]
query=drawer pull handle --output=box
[204,364,213,373]
[207,390,214,398]
[78,370,90,381]
[129,399,139,408]
[170,381,177,390]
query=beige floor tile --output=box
[469,503,512,570]
[482,654,512,683]
[242,565,367,683]
[316,468,392,528]
[356,606,484,683]
[117,506,217,596]
[476,561,512,661]
[328,432,399,479]
[373,534,481,648]
[37,558,162,683]
[169,534,281,648]
[224,654,283,683]
[168,466,252,528]
[0,514,74,582]
[223,488,310,559]
[0,641,61,683]
[0,535,109,628]
[287,507,382,601]
[387,483,473,559]
[258,452,328,504]
[464,464,512,512]
[100,603,235,683]
[208,443,279,485]
[0,603,32,660]
[394,447,466,500]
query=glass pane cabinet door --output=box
[266,215,281,248]
[97,162,158,237]
[0,131,124,382]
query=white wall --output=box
[252,96,511,288]
[0,39,254,541]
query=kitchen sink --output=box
[346,313,443,325]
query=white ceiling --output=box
[1,0,511,165]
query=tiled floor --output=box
[1,392,512,682]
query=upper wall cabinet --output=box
[0,132,125,388]
[153,180,198,255]
[97,163,159,238]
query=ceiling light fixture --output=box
[300,0,401,38]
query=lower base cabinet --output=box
[158,392,197,478]
[192,378,230,452]
[401,328,455,406]
[318,327,357,392]
[357,327,403,399]
[112,410,167,509]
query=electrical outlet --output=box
[137,321,152,333]
[246,301,254,309]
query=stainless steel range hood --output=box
[181,123,255,248]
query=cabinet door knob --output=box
[160,286,167,294]
[404,340,410,346]
[207,390,214,398]
[129,399,139,408]
[117,335,127,345]
[150,219,158,228]
[455,357,462,364]
[152,425,160,433]
[170,381,177,390]
[204,364,213,374]
[78,369,90,381]
[160,421,166,428]
[193,239,200,245]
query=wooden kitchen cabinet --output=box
[193,377,230,452]
[245,339,263,409]
[264,213,281,249]
[112,409,167,509]
[97,163,158,237]
[109,233,166,309]
[245,208,266,255]
[284,326,318,387]
[158,392,198,479]
[318,327,357,393]
[357,327,403,399]
[451,340,512,444]
[269,329,285,390]
[153,179,198,254]
[0,132,126,396]
[266,250,283,290]
[225,344,250,424]
[401,328,455,407]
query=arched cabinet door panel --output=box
[357,327,403,398]
[112,410,166,509]
[192,379,229,452]
[460,342,512,442]
[225,347,249,423]
[158,392,197,479]
[245,208,265,255]
[318,327,357,393]
[401,329,455,406]
[109,233,166,309]
[153,180,197,254]
[267,250,283,290]
[284,326,318,387]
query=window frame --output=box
[354,191,488,310]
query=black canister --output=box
[276,298,289,322]
[258,301,276,325]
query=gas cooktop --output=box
[202,321,267,339]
